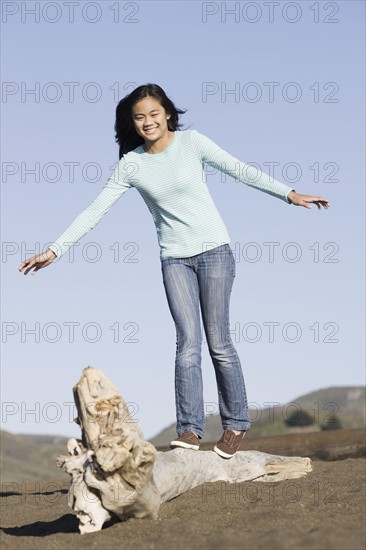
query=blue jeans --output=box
[161,244,251,439]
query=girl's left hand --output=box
[288,192,330,210]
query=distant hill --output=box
[0,431,69,483]
[1,386,364,482]
[148,386,366,447]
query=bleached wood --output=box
[57,367,313,534]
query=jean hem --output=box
[221,423,251,431]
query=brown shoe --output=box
[170,431,200,450]
[214,430,246,458]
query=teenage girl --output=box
[18,83,330,458]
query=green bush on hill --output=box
[284,409,315,427]
[320,413,342,431]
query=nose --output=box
[143,117,155,128]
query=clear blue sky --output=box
[1,1,365,440]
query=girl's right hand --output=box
[18,248,57,276]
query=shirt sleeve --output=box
[49,157,133,259]
[189,129,296,204]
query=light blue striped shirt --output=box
[49,129,295,261]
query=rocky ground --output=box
[1,429,365,550]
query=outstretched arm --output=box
[189,130,330,210]
[18,158,134,275]
[47,158,133,259]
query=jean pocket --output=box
[230,251,236,277]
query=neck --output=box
[143,131,174,154]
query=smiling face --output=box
[131,96,171,144]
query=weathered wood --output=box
[57,367,313,534]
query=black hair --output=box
[114,83,187,159]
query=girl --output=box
[18,83,330,458]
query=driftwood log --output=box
[57,367,313,534]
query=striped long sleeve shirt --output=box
[49,129,295,261]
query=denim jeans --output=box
[161,244,251,439]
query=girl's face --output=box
[131,96,171,143]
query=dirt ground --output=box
[1,431,365,550]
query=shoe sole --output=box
[213,445,235,458]
[170,441,199,450]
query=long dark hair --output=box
[114,83,187,159]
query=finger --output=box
[319,199,330,207]
[32,262,49,274]
[18,260,30,271]
[24,263,38,275]
[313,196,328,202]
[307,197,330,206]
[31,264,41,275]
